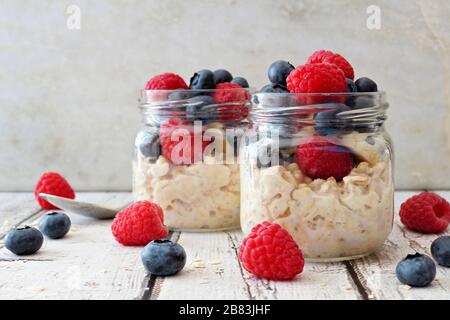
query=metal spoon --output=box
[39,193,120,219]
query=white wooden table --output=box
[0,191,449,300]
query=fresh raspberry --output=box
[111,201,168,246]
[295,138,354,181]
[307,50,355,80]
[400,192,450,234]
[145,73,188,90]
[159,118,212,165]
[34,172,75,209]
[239,222,304,280]
[213,82,250,122]
[286,63,347,104]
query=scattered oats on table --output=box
[208,259,222,265]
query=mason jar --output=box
[133,88,250,231]
[240,92,394,261]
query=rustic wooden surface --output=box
[0,191,449,300]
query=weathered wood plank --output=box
[0,192,151,300]
[0,193,41,238]
[154,231,360,300]
[349,191,450,300]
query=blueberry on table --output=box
[137,131,161,159]
[431,236,450,267]
[346,78,358,92]
[355,77,378,92]
[268,60,295,87]
[213,69,233,84]
[231,76,249,88]
[5,226,44,255]
[396,253,436,287]
[38,212,71,239]
[141,240,187,276]
[189,69,215,90]
[186,95,216,122]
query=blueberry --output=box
[348,96,375,109]
[396,253,436,287]
[137,131,161,159]
[185,95,216,122]
[167,90,195,101]
[189,69,215,90]
[231,77,249,88]
[268,60,295,87]
[260,83,289,93]
[213,69,233,84]
[346,78,358,92]
[431,236,450,267]
[141,240,186,276]
[5,226,44,255]
[355,77,378,92]
[314,103,351,135]
[38,212,71,239]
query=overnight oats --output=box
[240,53,394,261]
[133,70,250,231]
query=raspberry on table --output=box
[295,138,354,181]
[286,63,347,104]
[213,82,250,122]
[34,172,76,209]
[307,50,355,80]
[239,222,304,280]
[111,201,168,246]
[159,118,212,165]
[145,73,188,90]
[399,192,450,234]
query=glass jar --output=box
[133,88,250,231]
[240,92,394,261]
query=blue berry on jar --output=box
[137,131,161,159]
[141,240,186,276]
[38,212,71,239]
[168,89,195,101]
[5,226,44,255]
[260,83,289,93]
[395,253,436,287]
[268,60,295,87]
[231,77,249,88]
[186,95,216,122]
[346,78,358,92]
[314,103,351,135]
[355,77,378,92]
[213,69,233,84]
[431,236,450,267]
[189,69,215,90]
[348,96,375,109]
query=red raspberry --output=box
[307,50,354,80]
[239,222,304,280]
[145,73,188,90]
[400,192,450,234]
[111,201,168,246]
[286,63,347,105]
[213,82,250,122]
[295,138,354,181]
[159,118,212,165]
[34,172,75,209]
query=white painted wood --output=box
[0,192,151,300]
[154,231,360,300]
[350,191,450,300]
[0,193,41,237]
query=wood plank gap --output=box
[344,261,372,300]
[143,231,180,300]
[0,209,44,240]
[225,231,254,300]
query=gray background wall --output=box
[0,0,449,191]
